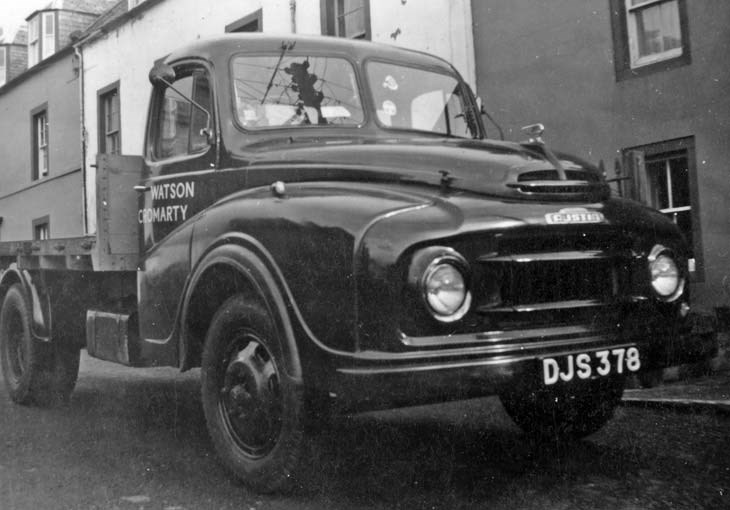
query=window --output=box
[153,69,212,159]
[33,216,50,241]
[98,83,121,154]
[622,137,701,275]
[42,12,55,59]
[321,0,371,39]
[232,55,364,129]
[225,9,262,33]
[28,16,39,67]
[610,0,690,80]
[31,106,49,180]
[366,61,478,138]
[0,47,6,87]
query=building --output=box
[0,0,118,241]
[471,0,730,311]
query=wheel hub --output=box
[220,337,282,457]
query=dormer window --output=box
[27,11,56,66]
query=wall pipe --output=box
[73,44,88,235]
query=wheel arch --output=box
[180,240,302,380]
[0,264,50,341]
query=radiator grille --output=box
[475,232,633,314]
[499,258,615,307]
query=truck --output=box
[0,34,696,492]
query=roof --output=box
[163,33,456,73]
[25,0,120,21]
[76,0,168,45]
[82,0,128,35]
[0,25,27,45]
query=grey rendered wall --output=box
[0,51,84,241]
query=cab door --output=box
[137,62,217,355]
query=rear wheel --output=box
[499,375,625,442]
[201,296,306,493]
[0,284,80,406]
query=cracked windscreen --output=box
[232,54,364,129]
[366,61,477,139]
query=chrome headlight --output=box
[421,255,472,322]
[648,245,684,301]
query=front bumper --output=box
[328,324,642,412]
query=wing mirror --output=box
[148,62,176,86]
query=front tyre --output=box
[201,296,305,493]
[499,375,625,442]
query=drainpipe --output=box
[73,44,88,235]
[290,0,297,33]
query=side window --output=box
[622,137,701,277]
[98,82,121,154]
[154,69,212,160]
[31,105,49,180]
[33,216,50,240]
[321,0,371,40]
[610,0,690,80]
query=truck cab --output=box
[0,34,696,493]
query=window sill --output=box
[616,49,691,82]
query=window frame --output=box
[624,136,703,280]
[30,103,49,181]
[610,0,691,81]
[97,81,121,155]
[147,64,216,164]
[320,0,371,40]
[28,15,39,67]
[0,47,6,87]
[225,9,263,33]
[41,11,56,60]
[32,215,50,241]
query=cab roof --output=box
[164,33,457,74]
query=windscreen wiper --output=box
[261,40,295,104]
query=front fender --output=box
[181,239,302,379]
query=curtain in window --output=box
[635,0,681,57]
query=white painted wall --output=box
[368,0,475,88]
[81,0,474,233]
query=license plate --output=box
[542,347,641,385]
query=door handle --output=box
[133,185,150,192]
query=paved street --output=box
[1,354,729,510]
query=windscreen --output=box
[366,61,477,138]
[232,54,364,129]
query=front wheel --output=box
[499,375,625,442]
[201,296,306,493]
